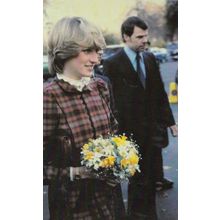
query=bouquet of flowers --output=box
[81,135,141,181]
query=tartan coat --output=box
[43,77,124,220]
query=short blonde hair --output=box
[47,17,106,74]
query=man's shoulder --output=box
[104,48,124,64]
[143,51,157,62]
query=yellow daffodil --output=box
[83,143,89,150]
[85,152,94,160]
[99,160,106,168]
[100,158,109,168]
[128,153,139,165]
[112,135,128,147]
[121,135,127,141]
[129,168,136,176]
[120,158,129,168]
[107,156,116,166]
[100,156,116,168]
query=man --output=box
[103,16,177,219]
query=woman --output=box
[44,17,125,219]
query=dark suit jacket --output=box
[93,69,116,116]
[103,49,175,157]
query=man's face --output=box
[124,26,148,52]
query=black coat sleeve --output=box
[149,53,176,127]
[103,59,120,120]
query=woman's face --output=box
[63,48,99,79]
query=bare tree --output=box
[43,0,50,17]
[102,31,121,45]
[165,0,178,41]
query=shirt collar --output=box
[55,75,107,94]
[124,46,144,63]
[57,73,91,92]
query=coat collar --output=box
[118,49,136,74]
[54,76,107,94]
[57,73,91,92]
[123,46,144,64]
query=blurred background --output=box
[43,0,178,61]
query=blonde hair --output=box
[47,17,106,74]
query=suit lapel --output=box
[143,52,154,80]
[118,49,142,86]
[143,52,154,89]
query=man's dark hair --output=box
[121,16,148,42]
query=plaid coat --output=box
[43,77,124,220]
